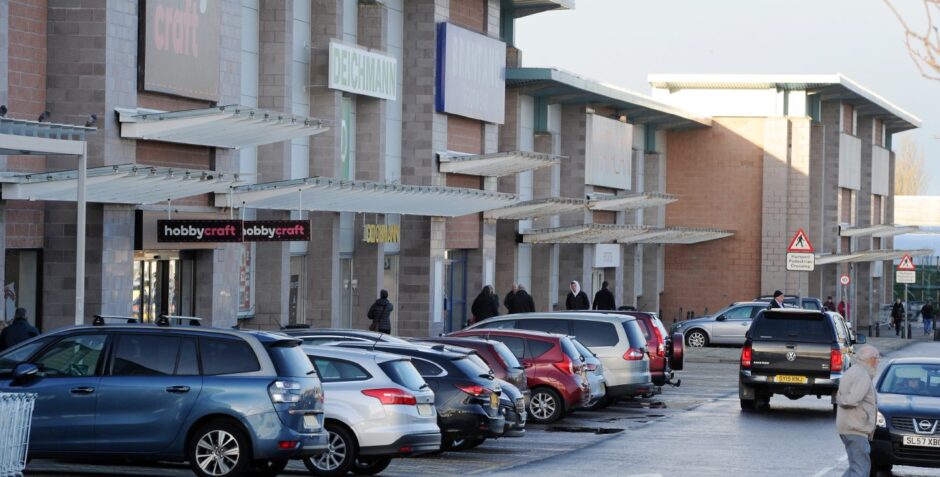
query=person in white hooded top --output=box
[836,344,880,477]
[565,280,590,310]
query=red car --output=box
[450,329,589,424]
[575,311,684,387]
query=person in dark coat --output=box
[0,307,39,350]
[768,290,785,309]
[367,290,394,334]
[565,280,590,310]
[823,296,836,312]
[471,285,499,324]
[511,285,536,313]
[504,284,518,314]
[891,298,904,336]
[592,281,616,311]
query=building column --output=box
[787,117,812,296]
[820,102,843,302]
[856,116,875,331]
[639,152,666,313]
[99,205,135,317]
[195,245,240,330]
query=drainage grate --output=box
[543,426,624,435]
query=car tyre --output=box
[452,436,487,451]
[528,387,564,424]
[686,330,709,348]
[188,419,252,477]
[247,459,288,477]
[870,462,892,476]
[740,399,755,411]
[351,456,392,475]
[304,422,357,477]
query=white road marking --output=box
[812,455,848,477]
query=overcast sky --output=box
[515,0,940,195]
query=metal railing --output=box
[0,393,36,477]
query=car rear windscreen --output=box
[559,338,582,362]
[267,344,317,377]
[491,341,522,369]
[379,359,427,391]
[453,354,493,379]
[620,320,648,349]
[750,313,833,342]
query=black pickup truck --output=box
[738,309,865,410]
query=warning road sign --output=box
[897,271,916,284]
[897,254,916,271]
[787,228,814,253]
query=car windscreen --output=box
[878,364,940,397]
[802,300,822,311]
[267,344,317,377]
[749,313,833,343]
[453,354,493,379]
[620,320,648,349]
[379,359,427,391]
[490,341,522,369]
[559,338,582,362]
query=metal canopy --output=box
[438,151,561,177]
[501,0,573,18]
[814,248,932,266]
[218,177,518,217]
[1,164,241,204]
[522,224,733,244]
[484,197,586,220]
[648,74,920,133]
[589,192,677,211]
[839,224,919,238]
[116,105,330,149]
[0,116,94,156]
[506,68,711,130]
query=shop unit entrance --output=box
[133,251,195,322]
[444,250,468,333]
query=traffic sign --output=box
[787,228,814,253]
[840,274,851,286]
[786,252,815,271]
[897,254,916,271]
[896,270,916,284]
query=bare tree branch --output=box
[883,0,940,81]
[895,138,930,195]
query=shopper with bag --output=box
[367,289,394,334]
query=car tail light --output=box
[650,324,666,357]
[269,380,302,404]
[741,343,752,369]
[456,384,491,397]
[278,441,300,449]
[361,388,417,405]
[830,348,843,373]
[553,356,575,375]
[623,348,645,360]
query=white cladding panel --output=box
[838,133,862,190]
[871,145,890,197]
[585,114,632,190]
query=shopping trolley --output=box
[0,393,35,477]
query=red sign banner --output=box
[242,220,310,242]
[157,220,242,243]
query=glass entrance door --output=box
[444,250,467,333]
[133,252,192,323]
[340,258,354,328]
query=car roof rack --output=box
[92,314,139,326]
[158,315,203,327]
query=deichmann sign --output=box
[329,41,398,101]
[157,220,310,243]
[435,22,506,124]
[141,0,221,101]
[585,114,632,190]
[363,224,400,244]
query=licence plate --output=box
[303,414,321,431]
[417,404,433,416]
[774,375,808,384]
[490,393,499,410]
[903,435,940,448]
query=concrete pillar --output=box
[99,205,135,317]
[194,246,240,330]
[760,117,791,294]
[787,117,812,296]
[856,116,875,330]
[820,101,843,302]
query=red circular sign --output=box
[840,274,851,286]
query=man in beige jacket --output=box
[836,345,881,477]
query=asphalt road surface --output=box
[25,340,940,477]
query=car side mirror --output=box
[854,334,867,345]
[716,315,726,322]
[12,363,38,382]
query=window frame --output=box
[32,332,110,378]
[310,356,372,383]
[107,333,183,377]
[199,336,262,376]
[410,357,447,377]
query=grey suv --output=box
[0,323,328,477]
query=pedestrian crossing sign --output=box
[897,254,916,271]
[786,228,814,253]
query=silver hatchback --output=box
[302,345,440,477]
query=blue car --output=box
[0,323,328,477]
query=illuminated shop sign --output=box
[157,220,310,243]
[242,221,310,242]
[363,224,400,243]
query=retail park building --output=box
[0,0,924,336]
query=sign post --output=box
[897,254,917,339]
[840,274,851,329]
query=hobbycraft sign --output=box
[242,221,310,242]
[157,220,310,243]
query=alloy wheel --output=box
[530,391,557,420]
[313,429,348,471]
[687,331,707,347]
[195,430,240,476]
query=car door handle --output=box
[70,386,95,395]
[166,386,191,394]
[523,363,534,368]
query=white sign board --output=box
[594,243,621,268]
[585,114,632,190]
[786,252,815,271]
[435,22,506,124]
[329,41,398,100]
[896,270,916,284]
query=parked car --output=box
[672,301,769,348]
[300,346,440,476]
[754,294,824,311]
[599,311,683,386]
[0,323,328,477]
[465,312,653,401]
[328,341,506,451]
[569,337,607,407]
[738,309,865,410]
[871,358,940,475]
[281,328,411,346]
[449,328,590,423]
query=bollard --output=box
[875,322,880,337]
[908,323,913,340]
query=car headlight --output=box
[876,411,886,428]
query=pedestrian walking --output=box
[470,285,500,325]
[504,284,518,314]
[838,299,847,317]
[767,290,785,309]
[366,290,394,334]
[511,285,536,313]
[891,299,904,337]
[920,300,934,336]
[835,344,880,477]
[592,281,616,311]
[824,296,836,312]
[565,280,590,310]
[0,307,39,350]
